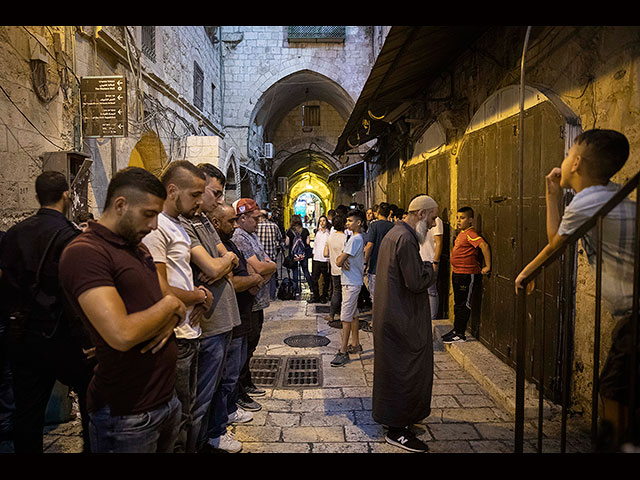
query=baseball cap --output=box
[234,198,259,215]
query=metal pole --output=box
[629,184,640,444]
[592,216,604,447]
[514,25,532,454]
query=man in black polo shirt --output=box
[59,167,187,453]
[0,171,93,453]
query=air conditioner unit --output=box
[264,142,274,159]
[277,176,288,194]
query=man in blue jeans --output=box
[419,214,443,320]
[209,204,264,453]
[181,164,244,453]
[59,167,187,453]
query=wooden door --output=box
[457,100,570,401]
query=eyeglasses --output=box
[205,186,224,198]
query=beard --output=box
[119,212,149,246]
[415,217,429,244]
[176,196,198,219]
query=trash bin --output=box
[44,381,73,425]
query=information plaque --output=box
[80,76,128,138]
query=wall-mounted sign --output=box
[80,75,128,138]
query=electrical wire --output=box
[0,82,65,150]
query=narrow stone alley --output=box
[1,293,592,454]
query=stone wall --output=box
[0,26,226,227]
[370,25,640,415]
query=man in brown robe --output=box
[372,195,439,453]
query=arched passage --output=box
[273,149,335,228]
[128,131,168,177]
[248,69,355,226]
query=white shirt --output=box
[312,228,331,262]
[420,216,443,263]
[142,212,201,339]
[558,182,637,317]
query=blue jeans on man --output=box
[207,334,247,440]
[193,330,232,449]
[428,282,438,320]
[173,337,199,453]
[88,394,181,453]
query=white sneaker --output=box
[228,408,253,424]
[208,431,242,453]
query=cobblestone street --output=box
[1,295,593,454]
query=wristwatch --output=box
[198,286,208,303]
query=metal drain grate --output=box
[283,356,321,387]
[284,334,330,348]
[249,356,282,387]
[249,355,323,388]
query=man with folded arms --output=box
[59,167,187,453]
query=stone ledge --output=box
[433,320,557,420]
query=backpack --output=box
[277,277,296,300]
[291,231,306,258]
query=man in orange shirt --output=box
[442,207,491,343]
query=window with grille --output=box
[303,105,320,127]
[287,26,345,43]
[193,61,204,111]
[141,26,156,62]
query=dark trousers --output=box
[290,260,312,294]
[452,273,479,335]
[330,275,342,318]
[311,260,331,299]
[6,323,93,453]
[239,309,264,392]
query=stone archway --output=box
[128,130,169,177]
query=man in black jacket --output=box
[0,171,93,453]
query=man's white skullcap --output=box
[408,195,438,212]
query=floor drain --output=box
[284,334,330,348]
[284,356,322,387]
[249,356,282,387]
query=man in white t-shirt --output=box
[332,209,366,367]
[309,215,331,303]
[142,160,213,453]
[324,213,347,323]
[419,215,443,320]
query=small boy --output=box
[515,129,636,449]
[443,206,491,343]
[331,209,366,366]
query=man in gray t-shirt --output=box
[231,198,277,413]
[179,163,243,453]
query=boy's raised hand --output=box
[545,167,562,196]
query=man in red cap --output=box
[231,199,276,412]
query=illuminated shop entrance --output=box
[293,191,324,230]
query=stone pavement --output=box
[1,296,592,454]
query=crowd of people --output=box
[0,129,636,453]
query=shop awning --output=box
[333,25,489,156]
[327,160,364,183]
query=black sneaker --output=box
[442,331,466,343]
[236,395,262,412]
[385,428,429,453]
[245,385,266,397]
[330,351,349,367]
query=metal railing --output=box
[514,169,640,452]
